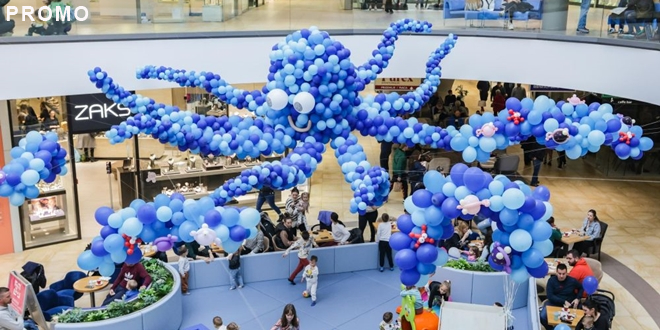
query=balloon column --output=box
[87,19,457,214]
[78,194,261,276]
[0,131,69,206]
[390,164,555,286]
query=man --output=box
[566,249,594,297]
[443,90,457,109]
[0,287,38,330]
[522,139,545,186]
[511,83,527,100]
[539,264,584,330]
[379,141,393,172]
[102,261,152,305]
[577,0,592,34]
[275,216,297,249]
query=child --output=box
[226,322,240,330]
[400,286,423,314]
[213,316,227,330]
[227,247,244,290]
[123,280,139,300]
[283,231,317,285]
[302,255,319,306]
[294,192,310,232]
[376,213,394,272]
[379,311,401,330]
[25,0,49,36]
[178,245,191,294]
[461,246,481,261]
[427,280,451,309]
[581,315,594,330]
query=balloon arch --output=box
[0,20,652,287]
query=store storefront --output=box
[3,83,308,250]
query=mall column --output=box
[541,0,569,31]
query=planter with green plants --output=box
[444,259,496,273]
[52,259,181,329]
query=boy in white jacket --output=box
[302,255,319,306]
[283,231,317,285]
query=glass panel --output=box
[9,98,80,249]
[0,0,648,46]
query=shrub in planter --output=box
[444,259,496,272]
[55,259,174,324]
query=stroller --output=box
[20,262,47,294]
[591,289,616,329]
[260,212,277,252]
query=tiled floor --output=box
[1,82,660,329]
[6,0,652,43]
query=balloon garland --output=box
[0,131,69,206]
[391,164,555,286]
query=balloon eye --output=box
[266,89,289,111]
[292,92,315,114]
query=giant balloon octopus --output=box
[0,21,653,320]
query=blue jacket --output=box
[546,276,583,306]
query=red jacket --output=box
[569,258,594,297]
[111,263,152,290]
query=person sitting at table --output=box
[478,231,493,262]
[41,110,60,131]
[461,246,481,261]
[185,240,217,263]
[102,261,152,306]
[274,216,297,249]
[547,217,563,244]
[539,263,584,330]
[572,209,602,256]
[330,212,351,245]
[575,298,609,330]
[566,249,595,298]
[547,217,566,257]
[242,224,265,255]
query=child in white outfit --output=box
[379,311,401,330]
[302,255,319,306]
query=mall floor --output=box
[2,84,660,329]
[9,0,630,39]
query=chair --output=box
[36,289,74,321]
[494,154,520,175]
[271,236,285,252]
[584,258,603,283]
[49,271,87,301]
[428,157,451,175]
[261,236,270,253]
[587,221,608,261]
[316,210,334,231]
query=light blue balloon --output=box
[500,207,519,226]
[423,171,445,194]
[214,225,230,242]
[416,274,430,287]
[77,250,103,270]
[502,188,525,210]
[479,137,497,153]
[527,111,542,125]
[99,262,116,277]
[488,180,504,196]
[442,182,456,197]
[404,196,419,214]
[510,266,530,283]
[222,239,241,253]
[103,233,124,253]
[510,229,533,252]
[489,195,504,212]
[239,208,261,228]
[156,206,173,222]
[110,250,127,263]
[121,217,143,237]
[543,118,559,132]
[20,170,40,186]
[412,211,426,227]
[462,146,477,162]
[29,158,45,171]
[532,239,554,257]
[541,201,553,221]
[454,186,471,201]
[434,248,449,266]
[107,213,123,229]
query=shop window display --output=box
[7,98,80,249]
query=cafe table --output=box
[546,305,585,329]
[560,229,589,247]
[73,276,109,307]
[313,230,334,244]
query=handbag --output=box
[478,100,487,107]
[393,181,403,192]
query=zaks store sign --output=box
[67,93,134,134]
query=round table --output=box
[73,276,109,307]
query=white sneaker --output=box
[508,22,514,30]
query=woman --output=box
[478,231,493,262]
[426,280,452,309]
[358,205,378,243]
[294,192,310,233]
[24,106,40,131]
[42,110,60,131]
[408,154,429,194]
[271,303,299,330]
[77,133,97,162]
[285,188,300,220]
[330,212,352,245]
[576,299,609,330]
[573,209,602,256]
[243,224,264,255]
[491,89,506,115]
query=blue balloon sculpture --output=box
[0,131,69,206]
[392,164,556,286]
[86,19,651,216]
[78,193,261,276]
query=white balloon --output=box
[292,92,316,114]
[191,223,217,246]
[266,89,289,110]
[504,246,512,254]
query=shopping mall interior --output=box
[1,2,660,329]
